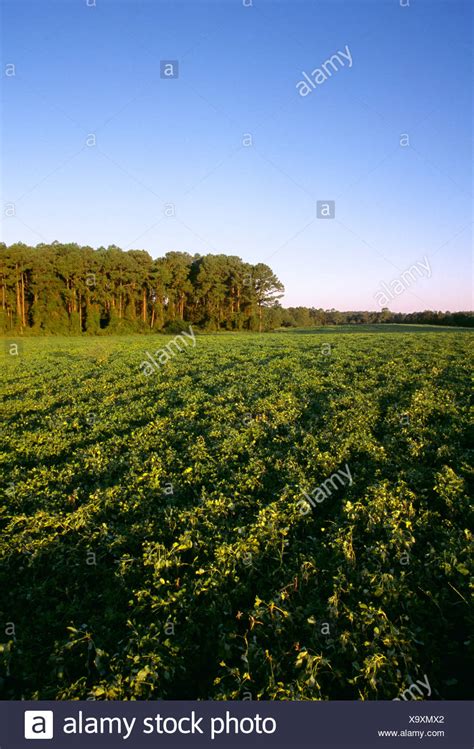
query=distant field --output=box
[1,330,472,700]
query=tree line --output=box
[1,242,472,334]
[282,307,473,328]
[0,243,284,334]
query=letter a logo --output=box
[24,711,54,739]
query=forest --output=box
[1,242,472,335]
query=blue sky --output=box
[1,0,472,311]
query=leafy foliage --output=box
[0,329,472,700]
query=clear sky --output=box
[1,0,472,311]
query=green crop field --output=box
[1,328,472,700]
